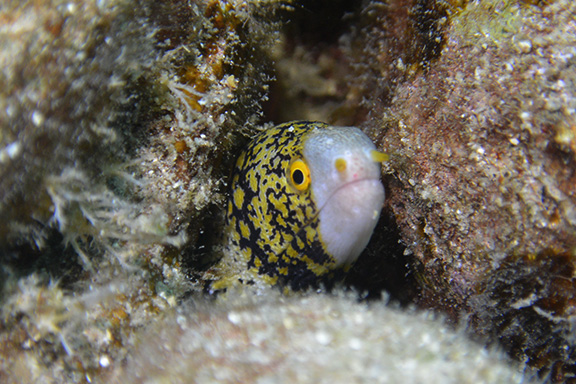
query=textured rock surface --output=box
[347,0,576,379]
[0,0,280,381]
[110,292,528,384]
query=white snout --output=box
[317,179,385,266]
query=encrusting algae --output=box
[0,0,286,381]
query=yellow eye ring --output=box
[289,159,311,191]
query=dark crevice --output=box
[0,229,90,291]
[345,206,421,305]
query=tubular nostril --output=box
[335,158,347,172]
[370,150,389,163]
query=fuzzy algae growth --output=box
[0,0,283,381]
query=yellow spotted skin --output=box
[220,121,343,291]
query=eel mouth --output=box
[316,178,385,267]
[318,177,383,213]
[285,177,384,269]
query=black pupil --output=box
[292,169,304,185]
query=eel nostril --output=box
[335,158,347,173]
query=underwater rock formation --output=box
[346,0,576,380]
[0,0,280,381]
[110,292,528,384]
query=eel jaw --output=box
[316,178,385,267]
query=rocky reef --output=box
[1,0,279,381]
[355,0,576,379]
[1,0,576,382]
[110,291,527,384]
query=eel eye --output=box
[289,159,310,191]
